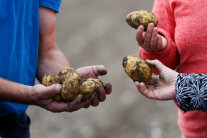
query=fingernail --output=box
[97,65,107,75]
[55,85,62,92]
[77,95,82,102]
[135,81,139,85]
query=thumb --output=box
[92,65,107,76]
[42,84,62,98]
[146,59,166,73]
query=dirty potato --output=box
[42,74,62,102]
[126,10,158,31]
[59,67,80,83]
[61,78,80,101]
[42,74,61,86]
[122,55,152,82]
[53,94,62,102]
[79,78,103,101]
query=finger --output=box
[135,82,151,97]
[136,25,144,46]
[150,28,158,50]
[145,76,159,85]
[143,23,154,48]
[145,60,165,73]
[83,99,91,108]
[73,99,91,110]
[92,65,107,76]
[91,93,99,107]
[46,102,69,113]
[103,82,112,95]
[96,85,106,102]
[42,84,62,98]
[67,95,82,111]
[157,35,163,50]
[135,81,141,92]
[139,82,151,97]
[45,97,81,113]
[71,101,91,111]
[137,82,155,99]
[84,103,90,108]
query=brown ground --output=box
[28,0,181,137]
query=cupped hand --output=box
[28,84,92,112]
[135,60,178,100]
[76,65,112,107]
[136,23,167,52]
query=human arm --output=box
[36,7,112,110]
[135,60,178,100]
[135,60,207,112]
[37,7,69,78]
[0,78,85,112]
[137,0,179,70]
[136,23,167,52]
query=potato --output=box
[61,78,80,101]
[42,74,63,102]
[59,67,80,83]
[53,94,62,102]
[122,55,152,82]
[42,74,61,87]
[43,67,104,102]
[79,78,103,101]
[126,10,158,31]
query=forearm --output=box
[36,7,70,81]
[139,0,178,70]
[36,44,70,81]
[0,78,31,104]
[176,73,207,111]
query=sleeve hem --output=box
[40,0,61,13]
[138,28,175,59]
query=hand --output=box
[136,23,167,52]
[76,65,112,107]
[28,84,92,112]
[135,60,178,100]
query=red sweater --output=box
[139,0,207,137]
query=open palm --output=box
[135,60,178,100]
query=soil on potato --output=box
[28,0,181,138]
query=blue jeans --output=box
[0,113,30,138]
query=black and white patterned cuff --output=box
[175,73,207,112]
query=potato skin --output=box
[42,67,105,102]
[126,10,158,31]
[53,94,62,102]
[79,78,103,101]
[61,78,80,101]
[123,55,152,82]
[42,74,61,87]
[59,67,80,83]
[42,74,62,102]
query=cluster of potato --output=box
[42,67,103,102]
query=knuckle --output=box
[154,59,159,64]
[144,38,150,44]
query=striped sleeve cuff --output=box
[175,73,207,112]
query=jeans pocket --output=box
[16,113,31,130]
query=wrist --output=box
[23,85,35,105]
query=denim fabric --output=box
[0,113,30,138]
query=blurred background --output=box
[28,0,181,138]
